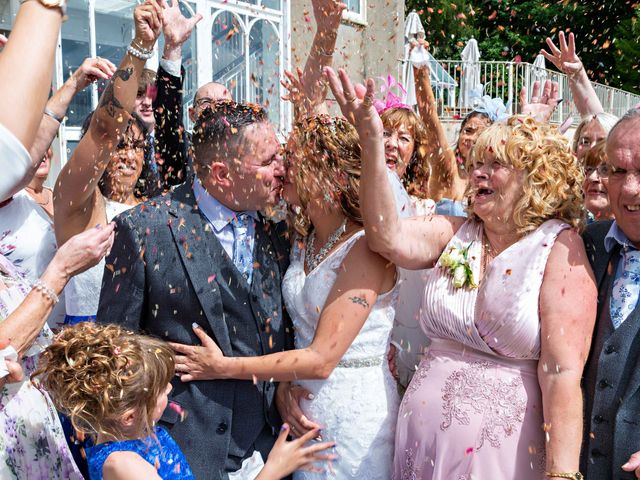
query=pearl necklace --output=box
[305,219,348,272]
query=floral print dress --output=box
[0,255,82,479]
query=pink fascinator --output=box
[373,75,411,114]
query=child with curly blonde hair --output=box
[36,322,336,480]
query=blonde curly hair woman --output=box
[325,65,597,480]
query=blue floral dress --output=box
[0,255,83,479]
[86,426,195,479]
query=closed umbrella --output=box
[531,53,548,85]
[403,10,425,107]
[459,38,482,108]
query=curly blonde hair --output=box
[288,115,362,236]
[380,108,430,197]
[34,322,174,441]
[467,116,585,234]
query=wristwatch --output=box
[545,472,584,480]
[20,0,67,19]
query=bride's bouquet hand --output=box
[323,67,383,140]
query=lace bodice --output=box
[421,219,568,360]
[283,230,398,363]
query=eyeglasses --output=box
[194,97,214,109]
[116,139,147,152]
[585,164,611,177]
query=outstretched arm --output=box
[30,57,117,170]
[325,67,464,269]
[171,238,395,381]
[286,0,345,119]
[154,0,202,188]
[0,1,62,151]
[54,2,163,245]
[413,61,464,202]
[541,32,603,116]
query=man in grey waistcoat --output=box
[582,108,640,479]
[97,101,292,479]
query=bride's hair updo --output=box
[34,322,174,441]
[289,114,362,236]
[467,116,585,234]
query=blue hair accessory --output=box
[471,95,511,123]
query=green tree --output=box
[405,0,640,94]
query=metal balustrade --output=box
[404,59,640,125]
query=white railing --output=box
[409,59,640,125]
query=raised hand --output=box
[71,57,117,92]
[323,67,383,138]
[133,0,163,47]
[312,0,346,32]
[52,222,116,280]
[160,0,203,50]
[541,31,583,77]
[519,79,560,123]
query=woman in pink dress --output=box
[324,68,597,480]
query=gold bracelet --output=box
[545,472,583,480]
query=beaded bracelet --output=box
[32,279,59,305]
[127,43,154,61]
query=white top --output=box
[0,122,31,202]
[0,190,65,328]
[64,198,131,318]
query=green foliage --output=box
[405,0,640,94]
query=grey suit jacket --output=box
[582,220,640,479]
[97,182,292,479]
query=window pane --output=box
[61,0,91,126]
[95,1,136,64]
[261,0,280,9]
[0,0,14,34]
[344,0,361,13]
[211,10,246,103]
[249,20,280,124]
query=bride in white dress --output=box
[191,115,400,478]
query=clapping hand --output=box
[323,67,383,138]
[519,79,560,123]
[540,31,584,78]
[71,57,117,92]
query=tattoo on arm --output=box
[98,67,134,118]
[349,296,370,309]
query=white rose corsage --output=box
[438,242,478,289]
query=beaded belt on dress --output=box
[336,355,383,368]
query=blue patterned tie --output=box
[610,248,640,328]
[231,213,253,283]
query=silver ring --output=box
[345,95,357,103]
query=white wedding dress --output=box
[283,230,400,479]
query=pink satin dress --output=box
[393,219,568,480]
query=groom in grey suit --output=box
[97,101,291,479]
[582,108,640,480]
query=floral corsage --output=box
[438,242,477,289]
